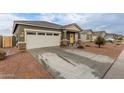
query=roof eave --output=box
[12,22,62,34]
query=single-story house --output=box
[105,33,115,42]
[13,21,82,49]
[80,29,94,42]
[93,31,107,40]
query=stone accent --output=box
[61,30,68,47]
[77,32,84,48]
[78,32,84,46]
[61,39,69,47]
[77,39,84,48]
[17,42,26,51]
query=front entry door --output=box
[70,33,74,44]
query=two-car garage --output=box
[25,29,61,49]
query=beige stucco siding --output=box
[81,34,87,42]
[81,32,93,42]
[92,35,97,41]
[64,25,81,32]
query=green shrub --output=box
[77,45,84,49]
[95,36,105,48]
[85,44,90,47]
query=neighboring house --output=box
[105,33,115,42]
[81,29,94,42]
[13,21,82,49]
[93,31,107,40]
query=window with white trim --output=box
[38,32,45,35]
[46,33,53,36]
[54,33,59,36]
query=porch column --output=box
[61,30,68,47]
[78,32,81,40]
[77,32,84,48]
[63,30,67,39]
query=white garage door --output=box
[25,30,61,49]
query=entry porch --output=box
[61,29,81,47]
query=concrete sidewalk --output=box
[104,49,124,79]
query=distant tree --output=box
[95,36,105,48]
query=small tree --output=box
[95,36,105,48]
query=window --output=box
[46,33,52,36]
[86,34,92,40]
[54,33,59,36]
[38,32,45,35]
[86,34,90,40]
[27,32,36,35]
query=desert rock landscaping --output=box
[0,48,53,79]
[83,43,124,58]
[0,43,124,79]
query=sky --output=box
[0,13,124,36]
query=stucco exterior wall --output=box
[81,34,87,42]
[81,32,93,42]
[101,33,106,38]
[92,35,97,41]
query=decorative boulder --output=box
[0,49,6,60]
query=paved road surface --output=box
[104,49,124,79]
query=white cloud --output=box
[38,13,92,25]
[38,14,55,22]
[94,25,109,30]
[0,14,27,36]
[0,13,124,35]
[61,14,90,24]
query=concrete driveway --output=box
[28,47,115,79]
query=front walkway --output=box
[104,49,124,79]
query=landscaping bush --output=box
[95,36,105,48]
[85,44,90,47]
[0,49,6,60]
[77,45,84,49]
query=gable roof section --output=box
[81,29,93,34]
[13,21,63,34]
[93,31,107,36]
[62,23,82,31]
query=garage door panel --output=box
[26,31,61,49]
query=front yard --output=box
[0,43,124,79]
[0,48,53,79]
[83,43,124,58]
